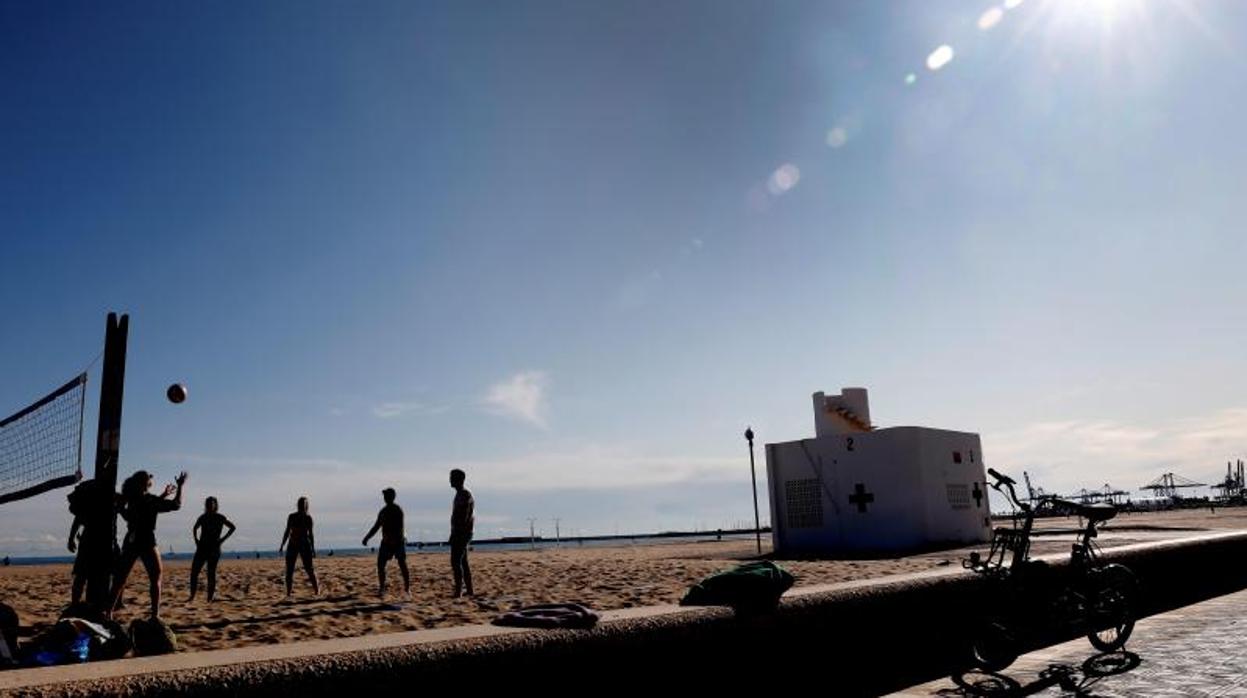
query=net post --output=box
[85,312,128,608]
[75,371,87,478]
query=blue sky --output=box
[3,0,1247,555]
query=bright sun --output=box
[1047,0,1149,31]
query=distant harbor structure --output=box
[765,388,991,556]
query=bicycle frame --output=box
[969,470,1109,575]
[964,469,1136,670]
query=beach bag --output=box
[129,618,177,656]
[680,561,795,613]
[93,618,131,663]
[23,619,100,666]
[492,603,599,630]
[54,605,129,660]
[88,618,131,660]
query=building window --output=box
[947,483,971,510]
[785,478,824,529]
[953,451,963,464]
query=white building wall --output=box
[766,425,990,556]
[914,429,992,546]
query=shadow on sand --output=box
[170,600,406,631]
[938,651,1142,697]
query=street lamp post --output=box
[745,427,761,555]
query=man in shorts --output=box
[362,487,410,598]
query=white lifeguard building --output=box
[765,388,991,556]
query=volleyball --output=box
[166,383,188,404]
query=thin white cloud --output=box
[151,454,353,469]
[483,371,549,428]
[13,407,1242,556]
[154,445,742,496]
[370,401,447,419]
[0,442,750,555]
[985,407,1247,496]
[440,447,742,492]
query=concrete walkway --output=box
[892,587,1247,697]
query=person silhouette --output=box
[279,497,320,596]
[449,469,475,598]
[107,470,187,618]
[189,496,236,602]
[65,478,102,605]
[362,488,410,597]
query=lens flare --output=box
[767,164,801,195]
[926,45,955,71]
[978,7,1004,30]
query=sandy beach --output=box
[1,507,1241,653]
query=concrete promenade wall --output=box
[4,531,1247,696]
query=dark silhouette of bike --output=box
[963,468,1137,671]
[946,650,1142,697]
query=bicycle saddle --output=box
[1065,501,1116,522]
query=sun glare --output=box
[1044,0,1149,32]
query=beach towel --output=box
[130,618,177,656]
[492,603,599,629]
[680,561,794,613]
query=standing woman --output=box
[189,496,236,602]
[279,496,320,596]
[108,470,188,618]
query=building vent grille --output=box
[947,483,971,510]
[785,478,824,528]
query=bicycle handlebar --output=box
[987,467,1015,486]
[986,468,1029,511]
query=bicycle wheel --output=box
[1086,563,1137,652]
[970,619,1019,672]
[953,669,1022,695]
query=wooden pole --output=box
[86,313,128,608]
